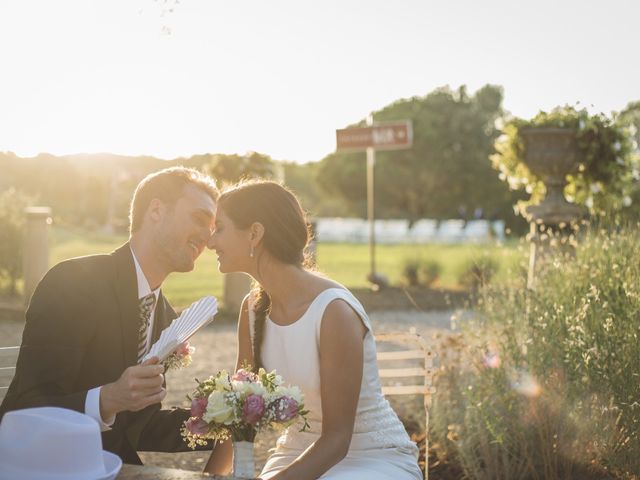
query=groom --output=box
[0,167,218,464]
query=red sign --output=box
[336,121,412,151]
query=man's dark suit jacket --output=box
[0,243,201,464]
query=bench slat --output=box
[0,346,20,363]
[382,385,431,396]
[379,367,427,378]
[377,350,424,361]
[0,367,16,386]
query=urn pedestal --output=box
[520,127,588,288]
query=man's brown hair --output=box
[129,167,218,233]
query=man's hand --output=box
[99,357,166,421]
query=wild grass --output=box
[431,224,640,479]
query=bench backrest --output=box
[376,329,436,480]
[0,346,20,402]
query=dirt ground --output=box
[0,308,463,476]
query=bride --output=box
[203,180,422,480]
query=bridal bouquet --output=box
[182,366,310,449]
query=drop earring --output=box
[249,245,255,258]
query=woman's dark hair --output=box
[217,180,313,370]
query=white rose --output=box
[231,380,249,394]
[276,386,303,404]
[232,380,267,398]
[203,391,234,424]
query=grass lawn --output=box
[46,227,524,308]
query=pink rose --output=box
[176,342,191,356]
[185,417,209,435]
[274,397,299,422]
[232,369,257,382]
[191,397,208,418]
[242,394,266,424]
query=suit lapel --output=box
[112,243,141,368]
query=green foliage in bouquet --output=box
[431,224,640,479]
[491,105,638,218]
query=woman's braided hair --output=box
[217,180,313,370]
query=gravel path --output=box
[0,308,467,474]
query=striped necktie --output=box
[137,293,156,364]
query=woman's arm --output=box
[268,298,367,480]
[203,294,254,475]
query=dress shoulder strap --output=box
[311,288,372,340]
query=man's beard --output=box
[155,233,194,274]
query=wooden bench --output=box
[0,346,19,402]
[376,329,436,480]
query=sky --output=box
[1,0,639,163]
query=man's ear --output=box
[147,198,165,224]
[250,222,265,246]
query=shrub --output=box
[457,256,499,290]
[402,258,443,287]
[402,259,421,286]
[419,260,442,287]
[491,105,638,218]
[432,225,640,479]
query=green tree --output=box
[282,161,352,217]
[0,188,33,296]
[617,101,640,221]
[618,100,640,150]
[317,85,524,229]
[203,152,277,185]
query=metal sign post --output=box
[336,117,413,288]
[365,117,377,285]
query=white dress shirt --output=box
[84,246,161,430]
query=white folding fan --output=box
[143,296,218,363]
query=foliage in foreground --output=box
[431,225,640,479]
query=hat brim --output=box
[0,450,122,480]
[100,451,123,480]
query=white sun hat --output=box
[0,406,122,480]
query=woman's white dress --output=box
[252,288,422,480]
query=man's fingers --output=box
[131,364,165,377]
[141,356,160,366]
[138,388,166,408]
[128,375,164,391]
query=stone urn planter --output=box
[520,127,587,224]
